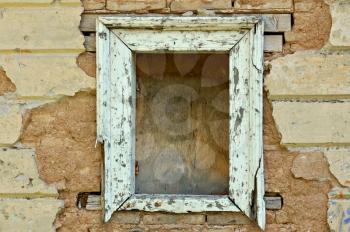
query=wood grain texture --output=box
[229,32,251,217]
[250,20,265,229]
[97,16,264,228]
[81,14,291,32]
[112,29,246,52]
[102,31,136,221]
[86,34,282,52]
[135,53,229,195]
[82,194,281,210]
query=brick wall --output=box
[0,0,349,231]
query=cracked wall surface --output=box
[0,0,349,231]
[0,0,93,231]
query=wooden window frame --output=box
[96,16,265,229]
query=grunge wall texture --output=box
[0,0,349,231]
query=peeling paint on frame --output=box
[96,16,264,229]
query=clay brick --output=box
[0,7,84,50]
[0,148,58,196]
[0,102,21,145]
[112,212,141,224]
[206,213,251,225]
[264,151,295,193]
[265,51,350,99]
[82,0,106,10]
[77,52,96,78]
[170,0,231,12]
[272,102,350,145]
[0,69,16,96]
[234,0,293,11]
[143,213,205,224]
[325,150,350,187]
[327,0,350,46]
[0,198,63,232]
[291,153,331,181]
[0,54,95,97]
[284,0,331,50]
[106,0,166,11]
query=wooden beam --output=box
[79,194,283,211]
[80,14,291,33]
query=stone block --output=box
[0,148,58,195]
[0,103,21,145]
[0,7,84,50]
[170,0,231,11]
[325,150,350,187]
[106,0,166,11]
[0,198,63,232]
[265,51,350,99]
[234,0,293,11]
[327,1,350,46]
[0,54,95,97]
[291,152,331,181]
[272,102,350,145]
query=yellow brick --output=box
[0,198,63,232]
[0,7,84,50]
[234,0,293,11]
[0,102,21,145]
[0,54,95,97]
[0,148,58,196]
[265,51,350,99]
[272,102,350,145]
[106,0,166,11]
[170,0,231,11]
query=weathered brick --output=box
[0,54,95,97]
[0,148,58,196]
[206,213,251,225]
[82,0,106,10]
[112,212,141,224]
[327,0,350,46]
[284,0,331,50]
[325,150,350,187]
[272,102,350,144]
[234,0,293,11]
[265,51,350,99]
[106,0,166,11]
[0,198,63,232]
[0,102,21,145]
[291,153,331,181]
[0,7,84,50]
[170,0,231,12]
[143,213,205,224]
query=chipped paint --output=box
[97,16,264,229]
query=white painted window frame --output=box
[96,16,265,229]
